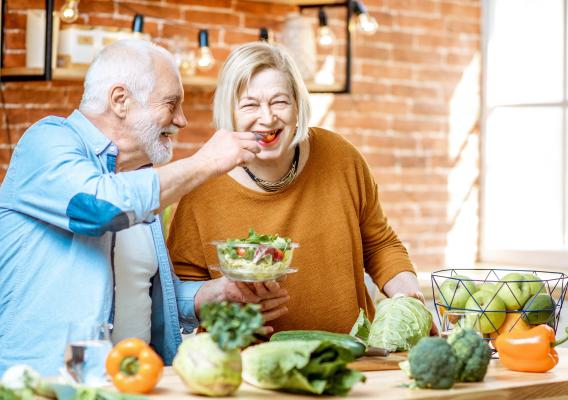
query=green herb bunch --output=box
[200,302,263,351]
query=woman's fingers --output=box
[260,295,290,312]
[252,281,287,299]
[262,305,289,322]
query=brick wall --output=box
[0,0,481,272]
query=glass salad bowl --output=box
[210,230,299,282]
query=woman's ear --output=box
[109,84,129,119]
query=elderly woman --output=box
[167,42,425,334]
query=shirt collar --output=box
[67,110,118,157]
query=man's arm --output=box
[157,130,259,211]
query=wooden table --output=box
[142,348,568,399]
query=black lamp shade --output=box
[351,1,366,16]
[259,27,269,41]
[318,8,328,27]
[198,29,209,47]
[132,14,144,33]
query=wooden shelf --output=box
[1,67,218,89]
[1,67,345,93]
[246,0,346,4]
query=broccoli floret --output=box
[408,337,457,389]
[447,328,491,382]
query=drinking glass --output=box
[63,321,112,386]
[440,311,482,339]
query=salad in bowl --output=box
[211,229,299,282]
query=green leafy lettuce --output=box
[200,302,263,351]
[368,296,432,352]
[242,340,365,396]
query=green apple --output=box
[522,293,556,325]
[496,272,532,310]
[476,282,500,294]
[465,290,506,334]
[437,275,477,310]
[522,273,546,296]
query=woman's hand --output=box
[194,277,290,333]
[383,271,439,336]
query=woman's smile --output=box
[254,129,283,146]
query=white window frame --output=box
[480,0,568,270]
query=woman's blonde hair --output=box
[213,42,311,147]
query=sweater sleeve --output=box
[358,158,416,291]
[167,194,211,282]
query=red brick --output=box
[6,0,44,9]
[184,10,240,26]
[118,3,182,20]
[384,0,439,14]
[243,15,284,30]
[395,15,445,32]
[351,81,389,95]
[365,135,417,149]
[235,1,296,14]
[2,88,64,104]
[4,12,26,29]
[222,29,260,46]
[391,84,439,99]
[0,148,14,165]
[166,0,230,5]
[5,31,25,50]
[411,102,448,116]
[359,62,413,80]
[2,53,26,67]
[353,44,391,61]
[446,19,480,35]
[0,168,6,182]
[79,0,115,14]
[335,114,390,130]
[440,2,480,20]
[162,25,220,44]
[392,48,442,64]
[392,118,446,133]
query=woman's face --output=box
[234,68,298,161]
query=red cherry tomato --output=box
[262,133,276,143]
[236,247,246,257]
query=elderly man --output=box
[0,39,288,375]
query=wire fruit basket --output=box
[431,269,568,344]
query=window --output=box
[481,0,568,268]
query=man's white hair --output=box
[80,39,178,114]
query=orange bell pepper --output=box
[495,325,568,373]
[106,338,164,394]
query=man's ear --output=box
[109,84,130,119]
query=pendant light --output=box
[197,29,215,71]
[317,8,335,47]
[60,0,80,23]
[350,1,378,35]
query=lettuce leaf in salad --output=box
[226,228,292,249]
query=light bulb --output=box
[197,46,215,71]
[197,29,215,71]
[357,13,378,35]
[317,8,334,47]
[317,26,335,47]
[60,0,79,23]
[350,1,378,35]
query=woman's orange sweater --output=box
[167,127,415,333]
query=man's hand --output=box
[194,278,290,333]
[194,130,260,177]
[157,130,260,212]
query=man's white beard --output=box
[135,116,177,165]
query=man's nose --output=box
[174,106,188,129]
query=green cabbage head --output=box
[173,333,242,396]
[368,295,433,352]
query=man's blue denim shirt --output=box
[0,110,205,375]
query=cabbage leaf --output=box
[242,340,365,396]
[368,296,432,352]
